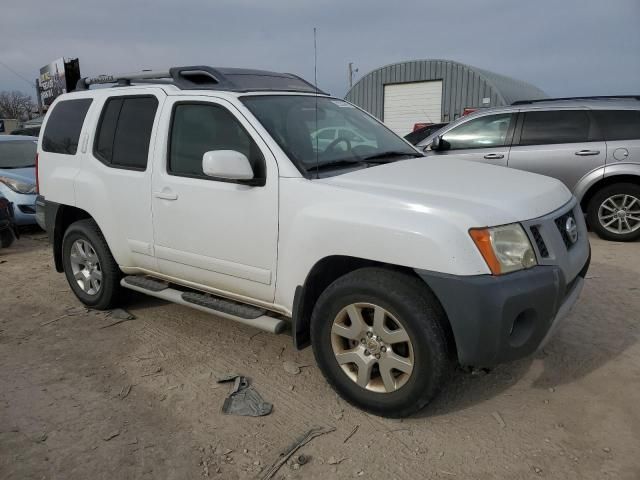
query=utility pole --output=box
[348,62,358,89]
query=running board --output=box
[121,276,287,334]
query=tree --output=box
[0,90,35,120]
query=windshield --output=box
[241,95,418,175]
[0,140,37,168]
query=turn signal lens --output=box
[469,228,502,274]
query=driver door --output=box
[151,96,279,302]
[425,112,516,166]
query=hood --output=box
[0,167,36,184]
[319,157,572,226]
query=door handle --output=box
[575,150,600,156]
[483,153,504,159]
[154,191,178,201]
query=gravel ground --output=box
[0,232,638,480]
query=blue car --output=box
[0,135,38,226]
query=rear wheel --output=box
[62,219,122,309]
[587,183,640,242]
[0,229,15,248]
[310,267,452,418]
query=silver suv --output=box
[420,96,640,242]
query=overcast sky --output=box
[1,0,639,101]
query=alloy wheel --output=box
[598,194,640,235]
[69,239,103,295]
[330,303,414,393]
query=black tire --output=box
[62,219,122,309]
[587,183,640,242]
[0,229,15,248]
[310,267,452,418]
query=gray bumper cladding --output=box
[416,256,589,367]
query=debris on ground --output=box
[40,306,88,326]
[492,411,506,428]
[328,456,345,465]
[99,309,136,329]
[216,373,240,383]
[118,384,132,399]
[103,430,120,441]
[141,367,163,377]
[343,425,359,443]
[221,376,272,417]
[261,426,336,480]
[283,361,301,375]
[288,453,309,470]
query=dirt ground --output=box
[0,232,638,480]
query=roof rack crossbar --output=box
[512,95,640,105]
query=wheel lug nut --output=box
[381,346,387,352]
[360,338,366,344]
[366,331,373,338]
[375,353,380,359]
[364,349,370,356]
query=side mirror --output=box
[202,150,254,181]
[430,136,443,151]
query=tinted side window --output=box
[42,99,92,155]
[169,103,265,180]
[520,110,591,145]
[94,96,158,170]
[441,113,514,150]
[593,110,640,141]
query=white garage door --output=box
[383,81,443,136]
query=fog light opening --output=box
[509,309,537,348]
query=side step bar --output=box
[121,276,287,334]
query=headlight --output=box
[0,176,36,194]
[469,223,537,275]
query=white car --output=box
[37,66,590,417]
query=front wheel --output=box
[62,219,122,309]
[587,183,640,242]
[310,268,452,418]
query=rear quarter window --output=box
[42,98,92,155]
[593,110,640,141]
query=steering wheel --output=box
[322,137,352,157]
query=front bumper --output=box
[417,254,589,366]
[0,186,37,226]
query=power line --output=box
[0,59,35,87]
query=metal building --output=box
[345,59,547,135]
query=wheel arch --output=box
[291,255,458,359]
[48,203,93,272]
[580,173,640,213]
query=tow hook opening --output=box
[509,308,537,347]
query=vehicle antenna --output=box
[314,27,319,179]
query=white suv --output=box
[37,66,590,417]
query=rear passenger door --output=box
[426,112,516,166]
[74,90,164,271]
[508,110,606,191]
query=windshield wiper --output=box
[307,159,368,172]
[358,151,423,163]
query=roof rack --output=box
[512,95,640,105]
[75,65,327,94]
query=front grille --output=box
[554,212,577,249]
[530,225,549,258]
[18,205,36,214]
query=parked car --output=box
[11,126,41,137]
[403,122,448,146]
[419,96,640,241]
[0,136,38,226]
[38,66,589,418]
[311,126,377,152]
[0,193,18,248]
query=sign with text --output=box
[38,58,81,108]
